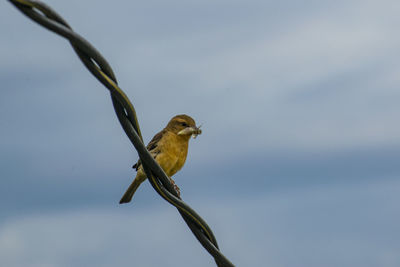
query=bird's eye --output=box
[181,122,188,127]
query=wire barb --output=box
[8,0,235,266]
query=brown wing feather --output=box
[132,129,165,170]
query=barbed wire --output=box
[8,1,235,266]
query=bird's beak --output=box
[178,126,202,138]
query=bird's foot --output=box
[170,178,181,197]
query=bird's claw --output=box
[170,179,181,197]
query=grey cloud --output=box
[1,179,400,267]
[1,1,400,265]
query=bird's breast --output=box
[158,132,189,177]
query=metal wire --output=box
[8,0,235,266]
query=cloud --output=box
[109,0,400,154]
[3,0,400,161]
[1,179,400,267]
[2,2,400,266]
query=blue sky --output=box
[1,0,400,266]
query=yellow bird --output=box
[119,114,202,204]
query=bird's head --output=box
[166,114,202,139]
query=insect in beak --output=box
[178,124,202,138]
[192,124,202,139]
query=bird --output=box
[119,114,202,204]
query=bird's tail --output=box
[119,178,142,204]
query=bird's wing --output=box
[132,129,165,170]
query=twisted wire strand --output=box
[9,0,234,266]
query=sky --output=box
[1,0,400,266]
